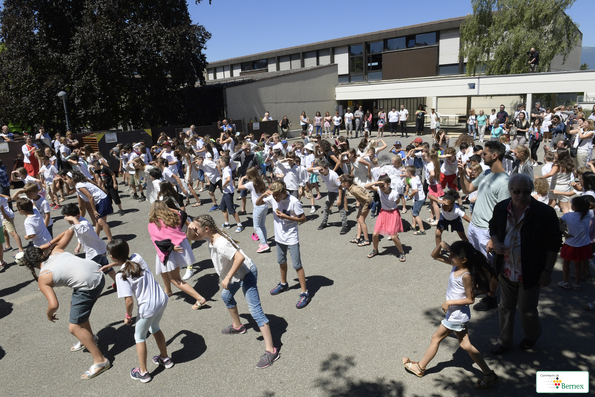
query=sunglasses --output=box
[511,189,531,195]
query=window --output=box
[416,32,437,47]
[406,35,416,48]
[368,41,383,54]
[386,37,406,51]
[350,57,364,72]
[367,54,382,71]
[439,64,459,75]
[350,44,363,56]
[367,71,382,81]
[241,59,268,71]
[338,75,349,84]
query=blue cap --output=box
[281,140,288,144]
[394,141,402,146]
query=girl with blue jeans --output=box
[188,215,280,369]
[238,167,270,253]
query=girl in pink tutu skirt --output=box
[364,174,406,262]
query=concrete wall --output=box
[225,65,338,127]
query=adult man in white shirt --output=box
[354,106,364,139]
[344,108,354,139]
[399,105,409,138]
[388,107,399,136]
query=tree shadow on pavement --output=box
[409,268,595,396]
[167,330,206,364]
[313,353,405,397]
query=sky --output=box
[189,0,595,63]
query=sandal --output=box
[191,203,202,207]
[3,246,12,252]
[367,249,378,259]
[413,231,426,235]
[192,298,207,310]
[584,301,595,311]
[557,281,571,290]
[81,359,111,380]
[475,372,499,389]
[399,252,406,262]
[71,335,98,352]
[349,237,361,244]
[357,240,371,247]
[573,283,581,291]
[402,357,425,377]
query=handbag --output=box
[570,137,582,158]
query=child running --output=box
[255,181,310,309]
[188,215,280,368]
[428,189,471,246]
[403,241,498,390]
[364,174,406,262]
[104,239,173,383]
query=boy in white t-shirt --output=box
[16,198,52,248]
[0,195,24,255]
[13,182,54,237]
[255,181,310,309]
[275,155,300,198]
[428,189,471,246]
[196,156,222,211]
[62,203,117,286]
[307,158,349,235]
[39,156,60,207]
[219,156,243,233]
[405,165,426,235]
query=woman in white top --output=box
[238,167,270,253]
[467,109,477,140]
[220,130,235,156]
[22,228,110,380]
[542,107,553,143]
[429,108,440,139]
[21,136,39,176]
[571,119,594,168]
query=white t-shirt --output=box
[127,152,139,174]
[262,194,303,245]
[409,176,425,200]
[161,150,179,175]
[162,167,180,189]
[440,158,457,176]
[561,210,593,247]
[0,196,13,220]
[333,116,342,126]
[116,254,168,319]
[440,204,466,221]
[75,182,107,203]
[31,195,53,227]
[277,162,299,190]
[76,160,94,180]
[40,164,58,184]
[304,153,316,169]
[24,214,52,247]
[242,181,263,206]
[388,110,399,123]
[22,143,38,164]
[208,237,253,283]
[222,167,234,194]
[423,160,438,185]
[72,217,107,259]
[198,159,221,183]
[376,187,399,210]
[314,169,340,193]
[399,109,409,121]
[344,113,354,124]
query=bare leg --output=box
[455,330,492,374]
[222,210,229,224]
[160,272,173,295]
[372,233,380,251]
[296,267,307,293]
[10,230,24,251]
[260,323,275,353]
[279,262,288,284]
[392,233,404,253]
[69,321,106,373]
[168,267,205,303]
[418,324,451,369]
[136,341,148,374]
[228,305,242,328]
[435,228,443,246]
[153,330,169,358]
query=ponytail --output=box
[120,259,144,281]
[23,247,50,281]
[449,241,493,294]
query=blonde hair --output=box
[499,136,508,144]
[193,214,239,245]
[533,178,549,196]
[270,181,286,194]
[391,155,402,167]
[148,201,180,229]
[515,145,530,162]
[469,163,483,177]
[23,182,39,193]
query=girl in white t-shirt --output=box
[559,196,593,291]
[403,241,498,389]
[238,167,270,253]
[428,190,471,246]
[105,239,173,383]
[364,175,406,262]
[188,214,280,369]
[531,178,550,205]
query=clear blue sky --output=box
[189,0,594,63]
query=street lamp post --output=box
[57,91,71,131]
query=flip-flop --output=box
[191,203,201,207]
[192,298,207,310]
[3,246,13,252]
[81,359,111,380]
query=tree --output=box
[0,0,211,131]
[580,63,590,70]
[460,0,581,76]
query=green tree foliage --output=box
[0,0,211,131]
[580,63,590,70]
[460,0,580,76]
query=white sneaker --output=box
[310,206,316,214]
[182,268,194,281]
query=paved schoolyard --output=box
[0,134,593,396]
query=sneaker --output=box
[235,225,245,233]
[318,223,327,230]
[111,282,117,291]
[238,210,246,215]
[340,226,350,235]
[138,195,146,202]
[132,194,139,200]
[270,282,289,295]
[209,205,219,212]
[473,295,498,311]
[52,204,62,210]
[310,206,316,214]
[221,324,246,334]
[130,367,151,383]
[296,291,311,309]
[221,223,231,229]
[257,244,270,253]
[152,355,175,369]
[256,348,280,369]
[182,268,195,281]
[118,209,125,216]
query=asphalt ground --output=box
[0,133,593,397]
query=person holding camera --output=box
[527,48,539,73]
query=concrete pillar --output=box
[526,93,533,123]
[432,96,437,109]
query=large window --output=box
[241,59,267,71]
[416,32,437,47]
[439,64,459,75]
[368,41,384,54]
[351,57,364,72]
[367,54,382,71]
[350,44,363,56]
[386,37,406,51]
[349,44,364,81]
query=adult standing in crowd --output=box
[279,116,291,139]
[531,102,545,121]
[528,48,539,73]
[262,111,272,121]
[511,112,530,149]
[488,174,561,354]
[354,106,364,139]
[377,108,386,138]
[549,115,567,149]
[467,109,477,140]
[458,141,510,311]
[22,136,39,176]
[399,105,409,138]
[344,108,354,139]
[299,112,309,135]
[477,110,488,143]
[496,105,509,125]
[388,107,399,137]
[415,104,426,137]
[429,108,440,139]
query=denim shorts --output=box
[412,199,425,217]
[441,319,468,332]
[134,302,167,343]
[240,188,248,198]
[219,193,235,214]
[221,265,269,327]
[276,242,302,269]
[69,277,105,324]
